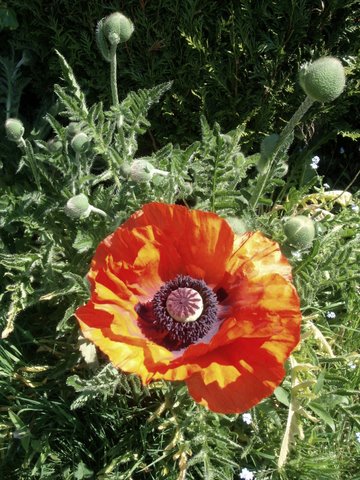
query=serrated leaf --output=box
[72,230,93,253]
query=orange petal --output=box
[226,231,292,282]
[122,203,235,285]
[185,337,291,413]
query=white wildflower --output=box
[310,155,320,170]
[242,413,252,425]
[356,432,360,443]
[351,204,359,214]
[240,468,255,480]
[326,311,336,319]
[348,362,356,370]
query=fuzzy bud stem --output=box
[250,96,314,209]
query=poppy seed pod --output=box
[299,57,346,103]
[102,12,134,45]
[5,118,24,143]
[65,194,91,219]
[71,132,89,153]
[284,215,315,248]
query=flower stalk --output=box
[250,95,314,209]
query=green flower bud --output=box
[284,215,315,248]
[47,137,62,153]
[225,217,249,235]
[71,132,89,153]
[129,159,169,183]
[257,133,280,173]
[64,194,91,219]
[299,56,346,103]
[5,118,24,142]
[103,12,134,45]
[67,122,81,138]
[129,159,155,183]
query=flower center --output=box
[136,275,219,351]
[166,287,203,322]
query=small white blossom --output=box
[356,432,360,443]
[310,155,320,170]
[348,362,356,370]
[326,311,336,319]
[240,468,255,480]
[312,155,320,165]
[323,183,330,189]
[350,204,359,213]
[292,250,302,260]
[242,413,252,425]
[339,147,345,154]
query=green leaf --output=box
[308,402,335,431]
[274,386,290,407]
[72,230,94,253]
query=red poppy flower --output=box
[76,202,301,413]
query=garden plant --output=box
[0,5,359,480]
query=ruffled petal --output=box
[185,337,291,413]
[122,203,235,285]
[226,231,292,281]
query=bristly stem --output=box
[250,95,314,209]
[110,44,119,108]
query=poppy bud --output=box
[67,122,81,138]
[284,215,315,248]
[47,137,62,152]
[299,57,346,103]
[71,132,89,153]
[64,194,91,219]
[102,12,134,45]
[225,217,249,235]
[5,118,24,143]
[129,159,169,183]
[257,133,280,173]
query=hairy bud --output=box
[284,215,315,248]
[299,56,346,103]
[102,12,134,45]
[47,137,62,153]
[129,159,169,183]
[5,118,24,143]
[71,132,89,153]
[64,194,91,219]
[67,122,81,138]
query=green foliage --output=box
[0,6,359,480]
[2,0,359,155]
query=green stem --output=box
[110,44,119,107]
[250,96,314,209]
